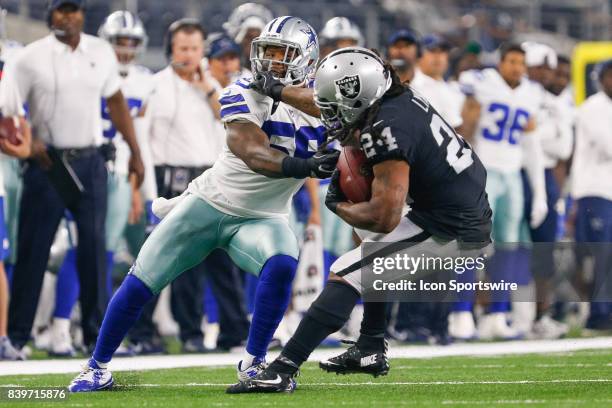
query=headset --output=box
[164,18,205,60]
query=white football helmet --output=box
[250,16,319,86]
[314,47,391,141]
[320,17,364,47]
[223,2,274,43]
[98,11,147,72]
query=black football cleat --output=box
[226,358,298,394]
[319,337,390,377]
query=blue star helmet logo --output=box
[301,27,316,49]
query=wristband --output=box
[281,156,310,178]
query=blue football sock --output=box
[513,246,532,286]
[487,247,515,313]
[54,248,80,319]
[246,255,297,360]
[245,273,259,315]
[92,274,153,363]
[452,264,476,312]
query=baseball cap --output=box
[387,29,420,46]
[523,42,557,69]
[421,34,450,51]
[49,0,85,10]
[207,34,240,59]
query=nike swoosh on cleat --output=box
[253,375,283,386]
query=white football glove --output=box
[530,197,548,229]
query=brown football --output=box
[337,146,373,203]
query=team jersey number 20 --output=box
[482,103,529,145]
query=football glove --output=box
[325,170,347,213]
[282,149,340,179]
[249,71,285,102]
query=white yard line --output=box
[0,337,610,377]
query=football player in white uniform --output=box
[459,43,547,339]
[223,2,274,77]
[517,42,572,338]
[69,16,338,392]
[49,10,155,357]
[319,16,364,58]
[0,56,32,360]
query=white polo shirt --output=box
[11,33,121,148]
[411,68,463,129]
[146,66,223,168]
[571,91,612,201]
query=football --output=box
[337,145,373,203]
[0,116,23,146]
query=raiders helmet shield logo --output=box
[335,75,361,99]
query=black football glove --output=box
[325,170,347,213]
[306,149,340,179]
[281,149,340,179]
[249,71,285,102]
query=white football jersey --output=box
[459,68,542,173]
[411,69,463,128]
[101,64,154,175]
[188,77,326,219]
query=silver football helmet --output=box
[98,11,147,72]
[250,16,319,86]
[223,2,274,43]
[314,47,391,140]
[320,17,364,47]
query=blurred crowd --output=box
[0,1,610,360]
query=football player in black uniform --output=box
[228,47,492,394]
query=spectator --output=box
[7,0,144,353]
[386,29,420,84]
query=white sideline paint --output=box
[1,337,610,377]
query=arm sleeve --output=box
[219,80,272,126]
[100,43,122,98]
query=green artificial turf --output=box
[1,349,611,407]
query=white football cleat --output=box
[478,312,522,340]
[68,359,113,392]
[0,336,26,360]
[530,315,569,339]
[448,311,477,340]
[237,358,268,382]
[49,318,76,357]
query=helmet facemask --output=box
[250,38,311,86]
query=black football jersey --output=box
[359,87,492,243]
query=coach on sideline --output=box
[6,0,144,353]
